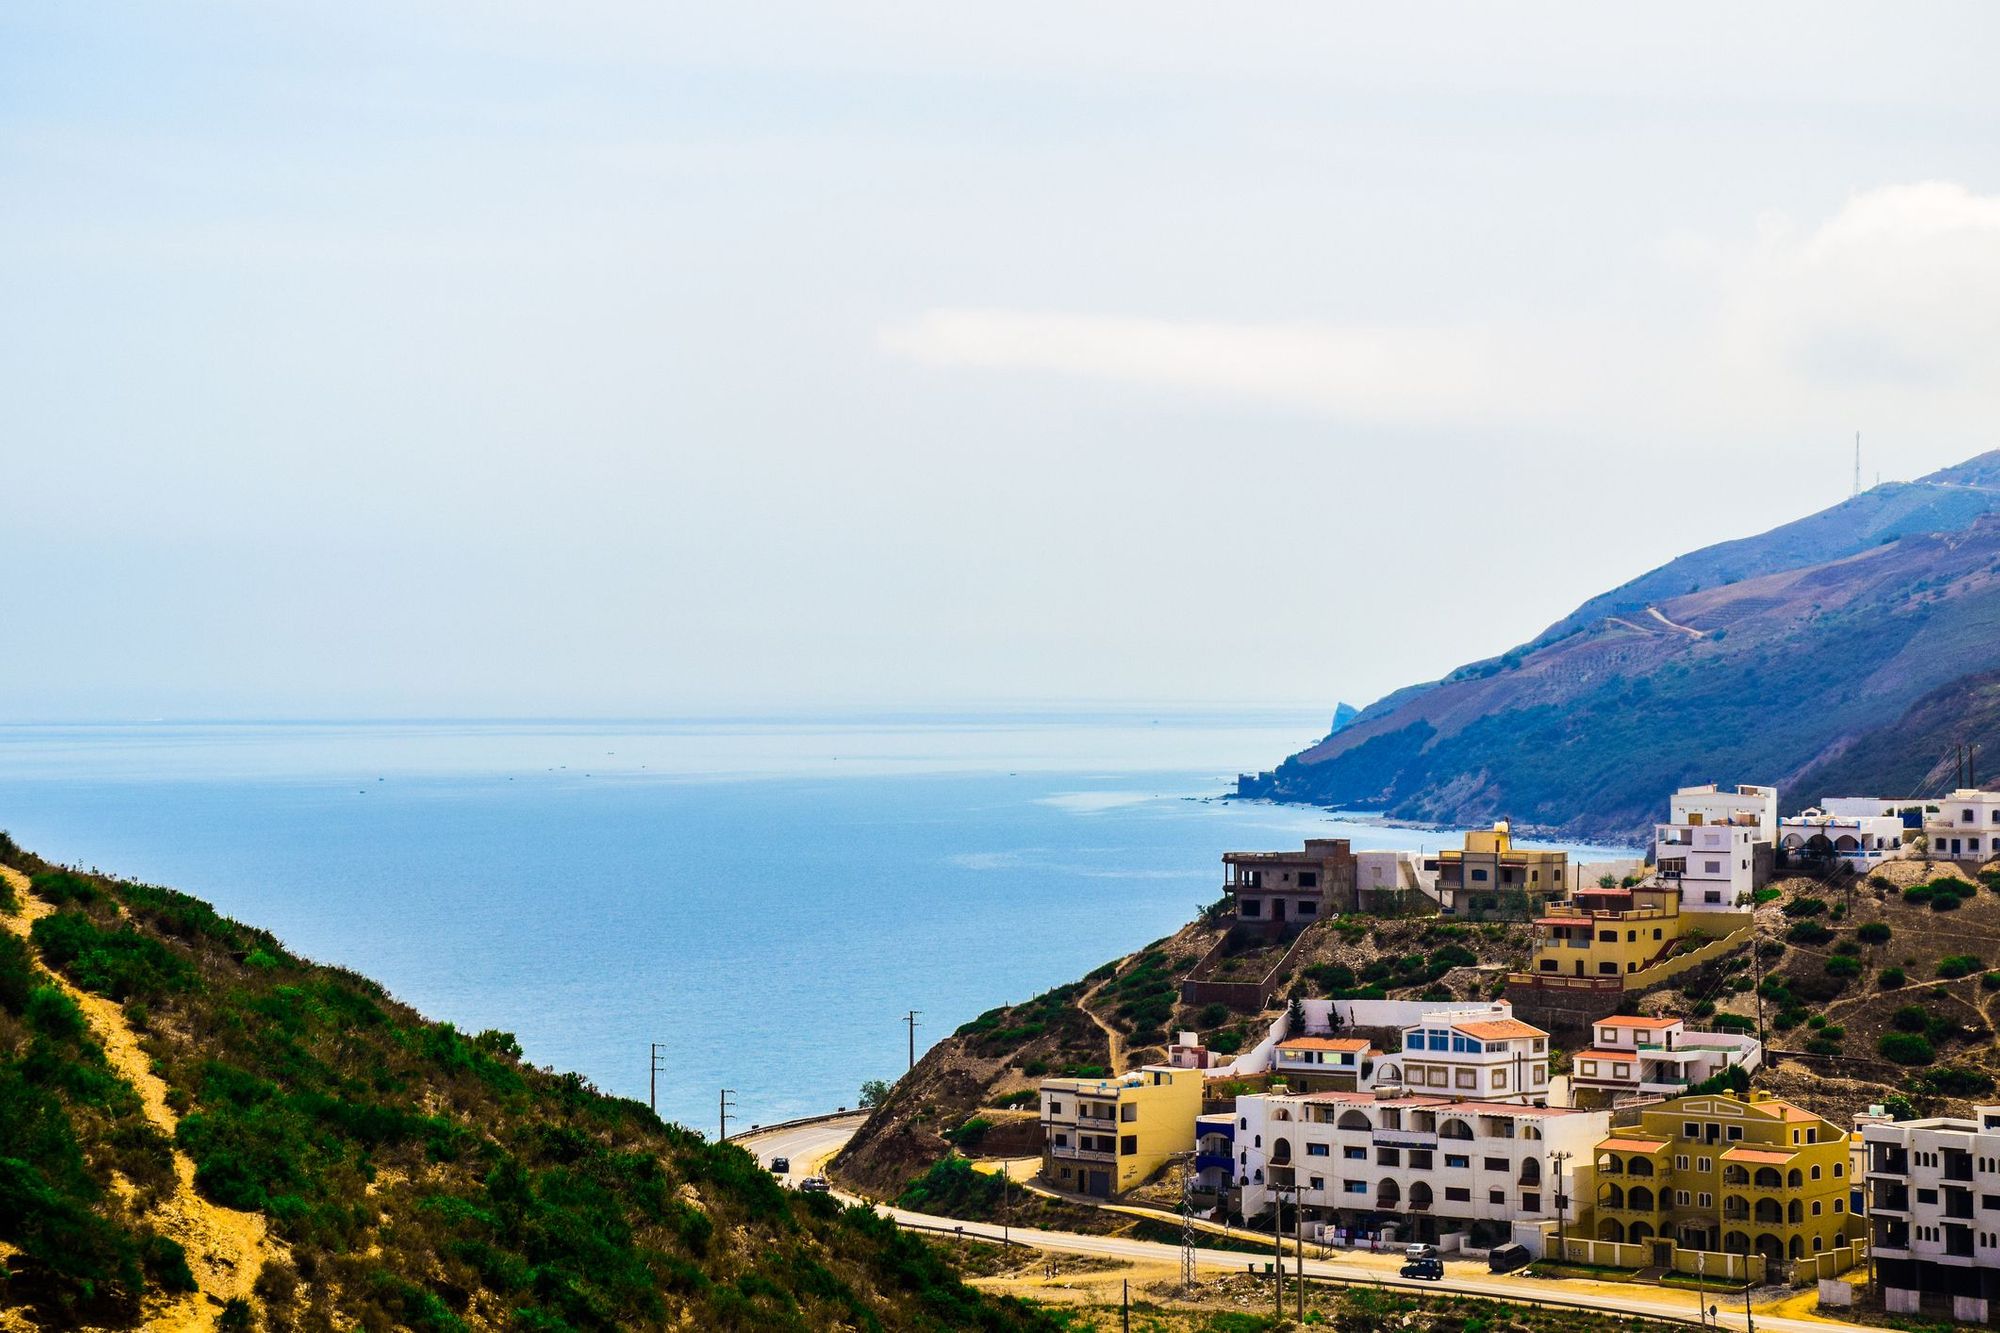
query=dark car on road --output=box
[769,1157,790,1174]
[1400,1257,1444,1281]
[799,1176,831,1194]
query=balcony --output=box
[1195,1152,1234,1174]
[1871,1185,1910,1213]
[1048,1143,1116,1163]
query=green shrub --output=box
[1983,972,2000,992]
[1782,897,1827,918]
[1856,922,1892,945]
[29,870,101,907]
[30,911,196,1002]
[944,1117,992,1150]
[1832,939,1861,957]
[1752,887,1781,905]
[1878,1032,1936,1065]
[1891,1005,1931,1033]
[1938,955,1983,979]
[1879,967,1906,989]
[1825,956,1862,978]
[1786,920,1832,945]
[1709,1013,1755,1033]
[1930,892,1962,912]
[1773,1007,1808,1031]
[0,931,37,1014]
[1805,1036,1843,1056]
[1912,1066,1996,1097]
[1196,1002,1230,1028]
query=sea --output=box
[0,712,1631,1132]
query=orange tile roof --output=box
[1454,1019,1547,1040]
[1279,1037,1372,1051]
[1721,1147,1795,1165]
[1536,916,1594,927]
[1600,1015,1680,1029]
[1600,1137,1670,1153]
[1575,1050,1643,1064]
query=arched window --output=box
[1337,1110,1371,1131]
[1440,1118,1473,1141]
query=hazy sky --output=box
[5,3,1998,719]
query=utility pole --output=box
[718,1087,736,1144]
[1295,1188,1306,1325]
[1550,1151,1572,1263]
[1271,1185,1291,1321]
[1177,1152,1199,1293]
[649,1042,666,1118]
[904,1010,923,1072]
[1743,1271,1756,1333]
[1750,922,1766,1049]
[1853,431,1861,500]
[1696,1249,1707,1327]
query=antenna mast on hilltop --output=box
[1853,432,1862,499]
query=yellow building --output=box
[1039,1065,1202,1198]
[1589,1091,1861,1274]
[1436,820,1568,919]
[1530,883,1684,983]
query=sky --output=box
[3,2,1999,720]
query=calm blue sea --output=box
[0,713,1628,1132]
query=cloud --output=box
[883,181,2000,432]
[1723,181,2000,390]
[881,309,1576,425]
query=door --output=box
[1654,1242,1673,1267]
[1087,1171,1111,1199]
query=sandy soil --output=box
[1,865,278,1331]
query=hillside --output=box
[832,908,1536,1204]
[1240,451,2000,841]
[0,836,1054,1333]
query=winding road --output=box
[735,1118,1867,1333]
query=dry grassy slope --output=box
[0,866,275,1333]
[831,911,1533,1202]
[1646,861,2000,1126]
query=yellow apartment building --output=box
[1530,883,1685,983]
[1038,1065,1202,1198]
[1589,1091,1860,1272]
[1436,821,1568,920]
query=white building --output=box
[1353,849,1439,912]
[1925,789,2000,865]
[1232,1089,1608,1250]
[1777,807,1907,872]
[1570,1015,1762,1104]
[1863,1104,2000,1323]
[1272,1036,1377,1092]
[1372,1011,1551,1105]
[1656,782,1777,911]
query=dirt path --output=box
[1077,976,1126,1074]
[1,865,276,1330]
[1646,605,1706,638]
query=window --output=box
[1121,1104,1138,1122]
[1446,1154,1470,1169]
[1049,1102,1063,1115]
[1919,1188,1939,1205]
[1523,1192,1541,1211]
[1120,1135,1137,1155]
[1445,1187,1471,1202]
[1241,899,1260,917]
[1698,1192,1712,1208]
[1344,1180,1367,1194]
[1306,1143,1330,1157]
[1471,869,1489,881]
[1684,1122,1700,1138]
[1697,1157,1711,1172]
[1812,1201,1822,1215]
[1055,1132,1068,1147]
[1490,1189,1505,1204]
[1676,1190,1690,1206]
[1298,900,1318,916]
[1298,871,1318,888]
[1343,1146,1365,1160]
[1491,1070,1507,1089]
[1810,1165,1821,1180]
[1310,1176,1324,1190]
[1485,1157,1508,1171]
[1676,1155,1690,1171]
[1706,860,1721,874]
[1456,1070,1476,1088]
[1728,1127,1744,1141]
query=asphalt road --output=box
[733,1119,1867,1333]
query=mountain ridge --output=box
[1241,450,2000,842]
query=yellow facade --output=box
[1588,1092,1860,1271]
[1531,883,1687,985]
[1437,820,1568,919]
[1039,1065,1202,1197]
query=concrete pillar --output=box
[1883,1288,1920,1315]
[1952,1296,1989,1325]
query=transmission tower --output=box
[1853,432,1862,499]
[1177,1152,1199,1293]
